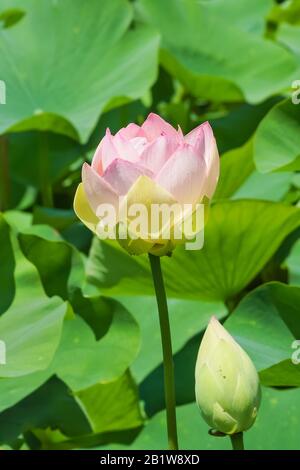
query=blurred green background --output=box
[0,0,300,450]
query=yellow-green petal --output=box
[73,183,99,234]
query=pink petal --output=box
[103,159,153,195]
[101,128,120,171]
[91,139,104,175]
[116,123,144,140]
[141,113,179,141]
[185,122,219,198]
[82,163,118,215]
[202,122,219,198]
[130,137,149,156]
[139,135,178,175]
[113,133,139,163]
[185,122,205,148]
[155,143,207,204]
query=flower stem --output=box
[230,432,244,450]
[148,253,179,450]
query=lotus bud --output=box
[195,317,261,435]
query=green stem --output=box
[148,253,179,450]
[38,132,53,207]
[230,432,244,450]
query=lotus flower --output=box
[195,317,261,435]
[74,113,219,255]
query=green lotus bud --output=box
[195,317,261,435]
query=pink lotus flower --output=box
[74,113,219,255]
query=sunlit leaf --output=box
[19,228,85,300]
[138,0,296,103]
[277,23,300,56]
[119,296,226,383]
[50,300,140,391]
[107,387,300,450]
[0,0,159,142]
[254,99,300,173]
[86,201,300,302]
[286,239,300,285]
[0,377,90,444]
[75,371,144,434]
[225,282,300,385]
[0,233,66,377]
